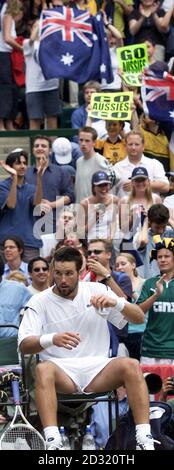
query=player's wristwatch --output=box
[103,273,112,281]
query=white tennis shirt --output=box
[19,282,127,391]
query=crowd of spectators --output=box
[1,0,174,449]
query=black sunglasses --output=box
[87,249,105,256]
[33,267,48,272]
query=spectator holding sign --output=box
[71,81,107,143]
[95,120,127,165]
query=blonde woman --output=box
[0,0,23,130]
[6,270,28,285]
[118,166,161,244]
[115,252,146,360]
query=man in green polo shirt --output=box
[137,236,174,363]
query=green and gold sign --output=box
[89,92,133,120]
[117,44,148,86]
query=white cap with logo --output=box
[52,138,72,165]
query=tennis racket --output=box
[0,379,46,450]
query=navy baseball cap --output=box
[131,167,149,180]
[91,171,110,185]
[121,250,143,267]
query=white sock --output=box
[44,426,61,443]
[136,424,151,436]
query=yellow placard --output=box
[88,92,133,120]
[117,44,148,87]
[122,73,143,87]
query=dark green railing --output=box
[0,128,78,138]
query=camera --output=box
[167,377,174,396]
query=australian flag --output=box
[141,68,174,151]
[142,68,174,124]
[38,6,113,84]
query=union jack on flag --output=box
[38,7,113,84]
[141,68,174,123]
[40,7,93,47]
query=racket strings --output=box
[0,426,46,450]
[0,371,16,386]
[0,389,8,401]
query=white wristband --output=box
[39,333,54,349]
[116,297,127,312]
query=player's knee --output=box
[124,357,142,377]
[35,361,56,385]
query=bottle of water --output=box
[59,426,71,450]
[82,425,96,450]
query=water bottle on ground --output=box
[82,425,96,450]
[59,426,71,450]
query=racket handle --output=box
[12,379,20,404]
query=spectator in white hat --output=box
[51,137,82,170]
[52,138,76,182]
[52,137,72,165]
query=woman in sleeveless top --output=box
[80,170,119,241]
[118,166,161,248]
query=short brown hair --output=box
[88,239,113,253]
[83,81,101,93]
[53,246,83,272]
[79,126,98,141]
[33,135,51,149]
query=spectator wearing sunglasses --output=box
[79,170,119,241]
[83,239,132,302]
[28,256,50,295]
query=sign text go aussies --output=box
[88,92,133,120]
[117,43,148,87]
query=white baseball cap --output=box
[11,148,24,153]
[52,138,72,165]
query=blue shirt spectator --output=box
[71,80,102,143]
[0,176,42,248]
[0,279,31,337]
[3,260,28,280]
[26,163,75,232]
[0,253,31,337]
[2,235,29,282]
